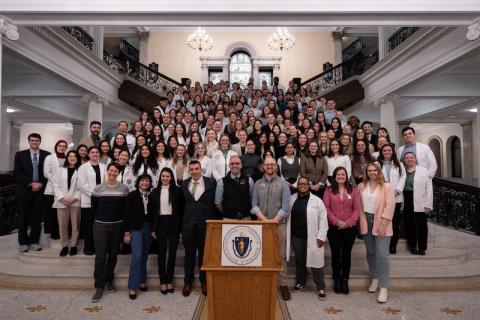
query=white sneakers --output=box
[368,279,379,293]
[377,288,388,303]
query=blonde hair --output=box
[363,162,386,186]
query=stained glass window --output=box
[229,51,252,87]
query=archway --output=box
[427,136,442,177]
[450,136,462,178]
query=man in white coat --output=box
[286,176,329,300]
[397,127,437,179]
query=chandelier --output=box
[268,27,295,51]
[187,27,213,52]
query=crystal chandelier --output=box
[268,27,295,51]
[187,27,213,52]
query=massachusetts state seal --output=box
[221,225,262,266]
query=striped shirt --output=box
[91,182,129,223]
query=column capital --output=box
[11,121,23,128]
[71,120,85,126]
[82,93,109,106]
[138,31,150,41]
[460,121,473,127]
[377,94,400,106]
[466,19,480,41]
[331,31,343,40]
[0,17,19,41]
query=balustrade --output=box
[61,26,94,51]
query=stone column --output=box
[71,120,85,147]
[138,31,150,65]
[200,62,209,84]
[272,63,280,80]
[84,94,107,137]
[332,31,343,65]
[90,26,104,59]
[251,58,259,85]
[379,94,400,145]
[10,121,22,168]
[461,121,473,184]
[0,18,19,171]
[222,62,229,82]
[378,27,398,60]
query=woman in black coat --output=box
[148,167,184,294]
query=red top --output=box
[323,186,360,227]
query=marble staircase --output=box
[1,222,480,291]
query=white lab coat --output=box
[52,167,81,208]
[43,154,64,195]
[77,162,106,208]
[378,161,406,203]
[286,193,329,268]
[211,149,238,181]
[410,165,434,212]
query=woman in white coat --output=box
[376,143,406,254]
[212,134,238,181]
[115,149,135,190]
[53,150,81,256]
[43,140,68,240]
[77,146,106,255]
[286,176,329,300]
[403,152,433,255]
[194,142,213,178]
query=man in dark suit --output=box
[181,160,216,297]
[14,133,50,252]
[362,121,378,151]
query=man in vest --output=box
[215,155,254,220]
[251,156,291,300]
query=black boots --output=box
[341,279,349,295]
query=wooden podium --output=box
[201,220,283,320]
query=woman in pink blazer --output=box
[358,162,395,304]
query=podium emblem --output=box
[222,225,262,266]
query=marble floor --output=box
[1,288,479,320]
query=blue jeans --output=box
[363,213,390,288]
[128,223,151,290]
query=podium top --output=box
[206,220,279,225]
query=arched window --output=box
[450,136,462,178]
[229,51,252,87]
[428,137,442,177]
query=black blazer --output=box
[14,149,50,196]
[181,176,216,231]
[123,190,151,232]
[148,185,184,234]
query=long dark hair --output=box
[63,150,81,169]
[159,167,176,205]
[330,166,353,194]
[377,143,402,176]
[133,145,159,175]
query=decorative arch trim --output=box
[224,41,257,57]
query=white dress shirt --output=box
[189,177,205,201]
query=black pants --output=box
[81,208,95,253]
[156,216,180,284]
[17,191,44,246]
[327,226,357,280]
[403,191,428,251]
[291,236,325,290]
[93,221,123,289]
[389,203,402,251]
[182,223,207,285]
[43,195,59,239]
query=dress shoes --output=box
[341,279,349,295]
[280,286,291,301]
[377,288,388,303]
[333,279,341,294]
[182,284,192,297]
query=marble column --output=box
[378,27,398,60]
[461,121,473,184]
[138,31,150,65]
[90,26,104,59]
[84,94,107,137]
[201,62,209,84]
[332,31,343,65]
[379,94,400,146]
[222,63,229,82]
[251,58,259,85]
[10,121,22,168]
[71,120,85,147]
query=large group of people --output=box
[14,76,435,304]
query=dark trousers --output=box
[157,216,180,284]
[291,236,325,290]
[17,191,44,246]
[93,221,123,289]
[327,226,357,280]
[43,195,59,239]
[182,223,207,285]
[389,203,402,251]
[403,191,428,251]
[81,208,95,253]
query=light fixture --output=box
[6,107,16,113]
[268,27,295,51]
[467,107,478,113]
[187,27,213,52]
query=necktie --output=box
[191,181,198,200]
[32,152,39,182]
